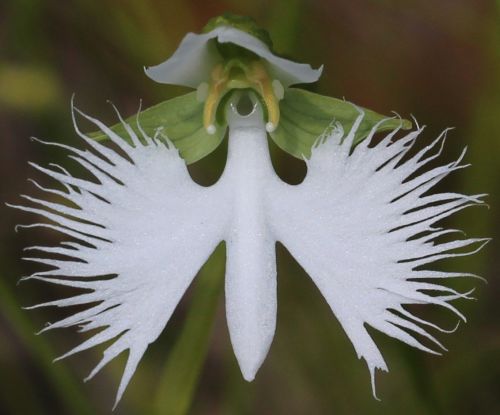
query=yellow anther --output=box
[245,61,280,132]
[203,63,229,135]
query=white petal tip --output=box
[241,368,256,382]
[207,125,216,135]
[243,375,255,382]
[238,354,264,382]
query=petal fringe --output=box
[13,105,228,406]
[268,110,486,398]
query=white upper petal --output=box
[145,26,322,88]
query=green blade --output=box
[88,92,226,164]
[271,88,412,160]
[153,244,225,415]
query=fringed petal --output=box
[13,106,229,406]
[268,110,486,397]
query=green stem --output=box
[266,0,303,52]
[153,244,225,415]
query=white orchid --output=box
[11,14,485,409]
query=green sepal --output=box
[88,92,226,165]
[270,88,412,160]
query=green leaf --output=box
[153,245,225,415]
[88,92,226,165]
[270,88,412,160]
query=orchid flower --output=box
[11,14,486,408]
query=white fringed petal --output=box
[268,114,487,397]
[12,105,229,409]
[145,26,322,88]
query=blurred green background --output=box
[0,1,499,414]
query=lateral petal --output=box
[14,107,228,406]
[268,112,485,396]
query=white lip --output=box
[145,26,323,88]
